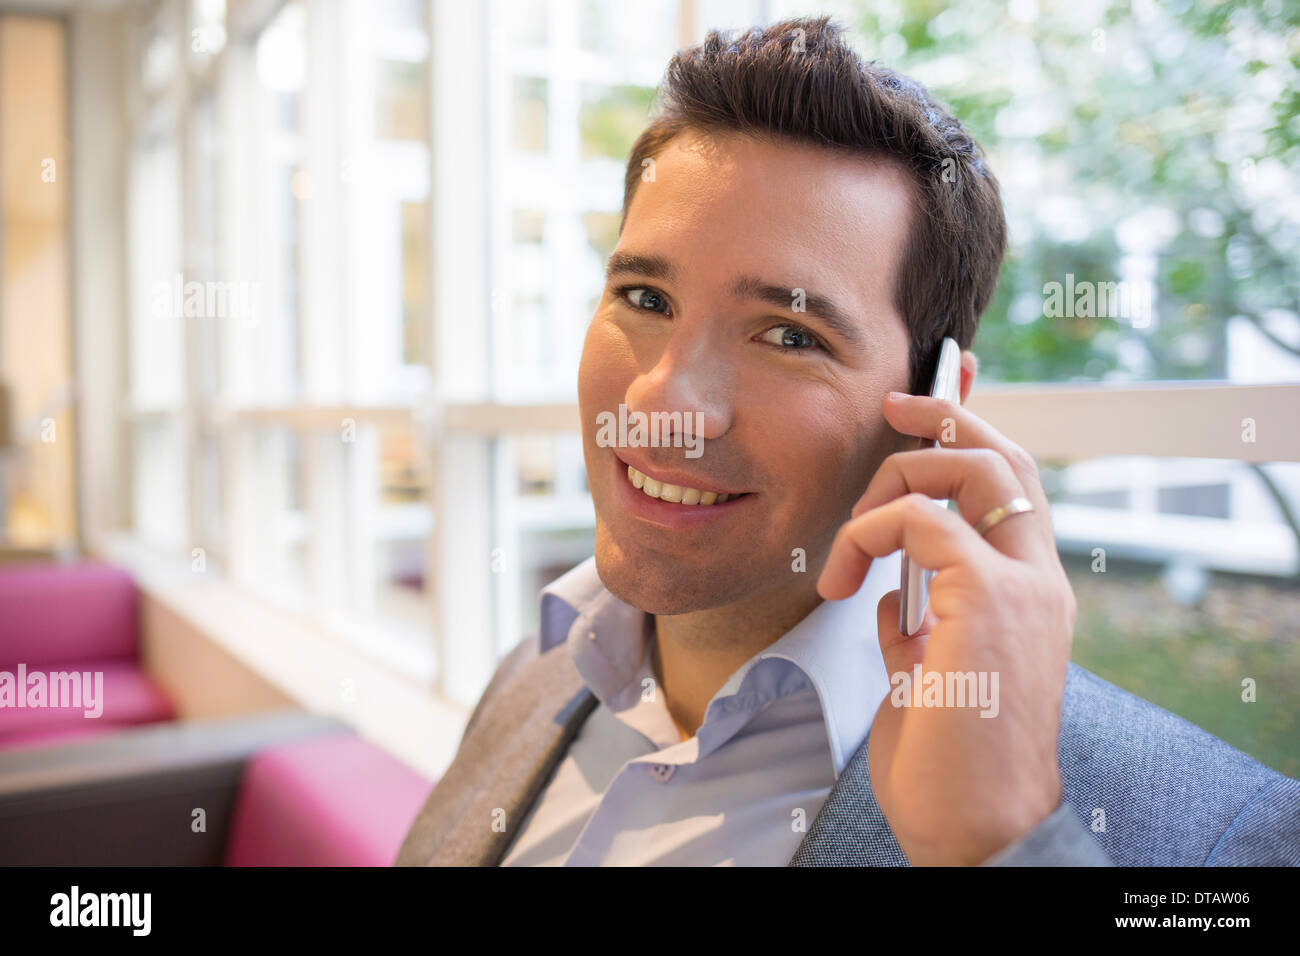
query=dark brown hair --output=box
[621,15,1007,393]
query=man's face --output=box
[578,130,914,616]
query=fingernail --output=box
[886,391,910,402]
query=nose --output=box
[623,323,734,446]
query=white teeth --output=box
[625,466,737,506]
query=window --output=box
[116,0,1300,772]
[124,0,437,682]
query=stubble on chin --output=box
[592,519,827,618]
[591,524,718,615]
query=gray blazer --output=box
[396,634,1300,866]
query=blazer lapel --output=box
[789,729,909,866]
[398,646,597,866]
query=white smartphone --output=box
[898,336,962,637]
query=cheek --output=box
[578,317,635,412]
[750,394,849,492]
[757,389,896,512]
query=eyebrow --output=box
[605,251,866,349]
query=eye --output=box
[759,324,825,353]
[615,285,671,316]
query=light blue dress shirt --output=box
[498,550,902,866]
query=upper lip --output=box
[614,451,747,497]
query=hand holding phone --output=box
[898,336,962,636]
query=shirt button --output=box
[649,763,675,782]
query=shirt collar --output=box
[537,550,901,778]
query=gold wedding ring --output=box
[973,496,1034,537]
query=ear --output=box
[958,350,978,405]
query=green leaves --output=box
[858,0,1298,383]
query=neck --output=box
[650,575,824,741]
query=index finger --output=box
[850,447,1043,561]
[882,392,1053,543]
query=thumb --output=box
[876,589,929,679]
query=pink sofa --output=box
[0,563,435,865]
[0,711,434,866]
[0,562,176,749]
[224,730,433,866]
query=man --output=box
[398,16,1299,866]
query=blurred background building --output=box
[0,0,1296,779]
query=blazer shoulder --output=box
[1207,774,1300,865]
[1059,661,1298,864]
[1062,661,1281,779]
[459,632,544,745]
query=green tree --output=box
[841,0,1300,382]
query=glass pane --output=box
[401,200,431,366]
[579,82,656,161]
[582,209,619,261]
[313,418,431,650]
[498,209,549,396]
[512,76,548,153]
[376,58,429,141]
[374,0,427,33]
[0,16,75,552]
[513,208,545,245]
[501,432,594,645]
[247,426,308,593]
[510,0,548,48]
[577,0,678,64]
[373,420,431,624]
[132,419,187,553]
[695,0,769,36]
[517,525,596,639]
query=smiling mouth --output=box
[623,463,751,506]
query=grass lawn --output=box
[1065,557,1300,779]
